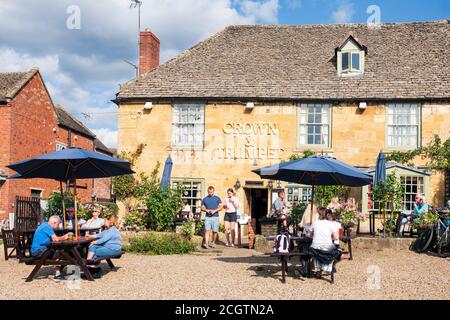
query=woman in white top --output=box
[223,188,240,247]
[309,208,339,274]
[82,207,105,235]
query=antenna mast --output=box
[130,0,142,75]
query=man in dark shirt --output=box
[201,186,223,249]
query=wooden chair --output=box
[2,230,17,260]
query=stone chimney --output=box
[139,28,160,75]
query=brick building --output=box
[115,20,450,233]
[0,68,113,221]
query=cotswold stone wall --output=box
[118,101,450,221]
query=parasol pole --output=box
[60,180,66,228]
[74,177,79,240]
[309,174,317,225]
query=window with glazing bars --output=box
[401,176,424,211]
[386,103,420,148]
[172,103,205,147]
[298,103,331,147]
[172,179,204,217]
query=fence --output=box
[14,196,41,232]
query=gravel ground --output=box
[0,246,449,300]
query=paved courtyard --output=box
[1,245,449,300]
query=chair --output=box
[340,227,353,260]
[2,230,17,260]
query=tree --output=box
[371,173,404,237]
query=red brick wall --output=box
[0,104,12,219]
[0,73,96,220]
[2,73,59,220]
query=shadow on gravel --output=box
[214,255,305,282]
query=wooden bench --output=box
[268,251,313,283]
[86,252,124,270]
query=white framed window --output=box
[56,143,67,151]
[337,37,365,76]
[172,178,204,216]
[386,103,420,149]
[401,176,424,211]
[297,103,331,148]
[172,103,205,148]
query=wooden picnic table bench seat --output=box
[85,252,124,270]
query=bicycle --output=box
[412,209,450,256]
[429,210,450,257]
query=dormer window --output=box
[336,36,366,76]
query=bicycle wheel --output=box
[412,227,434,253]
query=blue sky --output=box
[0,0,448,148]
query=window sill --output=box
[339,72,364,78]
[170,146,205,151]
[293,147,333,153]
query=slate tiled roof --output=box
[94,138,113,155]
[0,68,38,101]
[55,105,96,139]
[117,20,450,101]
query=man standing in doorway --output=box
[201,186,223,249]
[271,190,292,229]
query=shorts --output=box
[31,249,54,259]
[224,212,237,222]
[204,216,220,232]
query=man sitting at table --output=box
[85,214,121,268]
[31,215,68,282]
[59,207,85,229]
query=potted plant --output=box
[333,202,365,236]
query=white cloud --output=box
[0,0,281,147]
[236,0,279,23]
[332,1,355,23]
[92,128,118,148]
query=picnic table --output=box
[267,236,313,283]
[54,227,102,237]
[25,237,95,282]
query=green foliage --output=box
[372,173,404,236]
[289,149,314,161]
[123,210,148,231]
[112,143,147,201]
[45,191,74,219]
[179,220,194,240]
[219,223,225,233]
[315,186,351,207]
[289,203,307,234]
[412,210,439,229]
[145,184,183,232]
[194,220,205,236]
[79,202,119,220]
[125,232,197,255]
[385,135,450,170]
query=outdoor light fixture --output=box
[234,179,241,190]
[144,102,153,110]
[268,180,274,189]
[277,180,282,189]
[358,101,367,110]
[245,102,255,111]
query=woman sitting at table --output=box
[82,207,105,234]
[307,207,339,276]
[86,214,121,262]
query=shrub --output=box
[80,201,119,220]
[125,232,197,255]
[179,220,194,240]
[194,220,204,236]
[45,191,74,219]
[219,223,225,233]
[123,210,148,231]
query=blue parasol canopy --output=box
[160,155,173,188]
[374,151,386,186]
[7,147,134,181]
